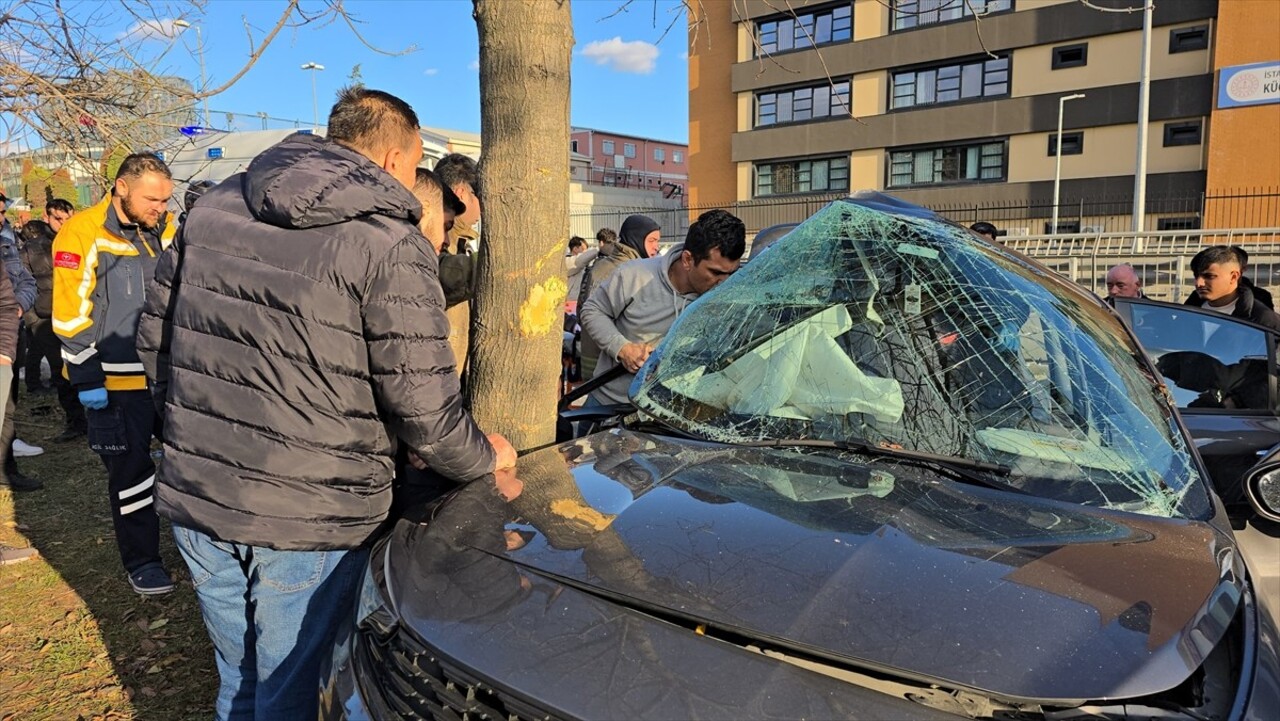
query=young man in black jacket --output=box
[137,87,515,720]
[1185,245,1280,330]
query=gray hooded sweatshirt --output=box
[579,248,698,405]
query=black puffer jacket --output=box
[18,220,54,322]
[137,133,496,551]
[1184,283,1280,331]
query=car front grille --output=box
[356,625,556,721]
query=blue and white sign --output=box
[1218,61,1280,109]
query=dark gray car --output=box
[322,194,1280,720]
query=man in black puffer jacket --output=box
[136,87,516,720]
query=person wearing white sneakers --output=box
[13,438,42,457]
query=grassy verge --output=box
[0,390,215,720]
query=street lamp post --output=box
[1052,93,1086,235]
[1132,1,1155,232]
[173,20,209,128]
[301,62,325,129]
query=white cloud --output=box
[468,59,480,71]
[120,18,185,41]
[424,68,439,76]
[581,37,659,74]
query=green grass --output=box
[0,390,216,720]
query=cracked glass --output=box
[631,195,1209,519]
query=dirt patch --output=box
[0,391,216,720]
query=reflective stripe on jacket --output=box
[52,195,176,391]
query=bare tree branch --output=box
[0,0,413,195]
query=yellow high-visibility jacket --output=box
[52,195,176,392]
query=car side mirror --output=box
[1245,464,1280,523]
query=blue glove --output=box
[79,387,109,410]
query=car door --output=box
[1115,298,1280,511]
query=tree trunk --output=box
[469,0,574,450]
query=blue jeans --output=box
[173,523,370,721]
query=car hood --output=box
[388,430,1245,705]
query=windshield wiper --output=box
[622,412,704,441]
[737,438,1026,495]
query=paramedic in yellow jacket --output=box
[52,153,178,595]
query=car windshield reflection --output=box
[631,195,1208,519]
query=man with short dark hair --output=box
[1185,245,1280,330]
[137,87,514,719]
[596,227,617,248]
[413,168,472,307]
[970,221,999,243]
[20,199,84,442]
[566,235,598,304]
[52,153,177,593]
[434,152,482,372]
[1182,245,1274,311]
[434,152,481,255]
[580,209,746,406]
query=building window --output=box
[756,4,852,56]
[891,56,1008,110]
[1157,216,1201,230]
[654,147,665,162]
[1047,131,1084,156]
[888,140,1006,187]
[624,143,636,158]
[673,151,683,163]
[755,156,850,197]
[1052,43,1088,69]
[757,80,851,126]
[1045,220,1081,234]
[1169,25,1209,53]
[893,0,1012,32]
[571,139,578,153]
[1163,120,1202,146]
[602,140,615,155]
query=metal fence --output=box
[567,188,1280,241]
[1006,227,1280,302]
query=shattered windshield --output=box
[631,196,1208,519]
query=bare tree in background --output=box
[0,0,405,195]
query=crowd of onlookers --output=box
[0,195,87,496]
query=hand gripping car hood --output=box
[391,431,1242,706]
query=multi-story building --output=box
[570,127,689,198]
[689,0,1280,233]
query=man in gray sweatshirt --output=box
[580,209,746,406]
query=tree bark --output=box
[469,0,574,450]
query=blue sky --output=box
[134,0,690,143]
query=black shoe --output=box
[128,563,175,595]
[52,425,86,443]
[0,471,42,492]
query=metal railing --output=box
[1006,227,1280,302]
[567,189,1280,241]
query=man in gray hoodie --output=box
[580,209,745,406]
